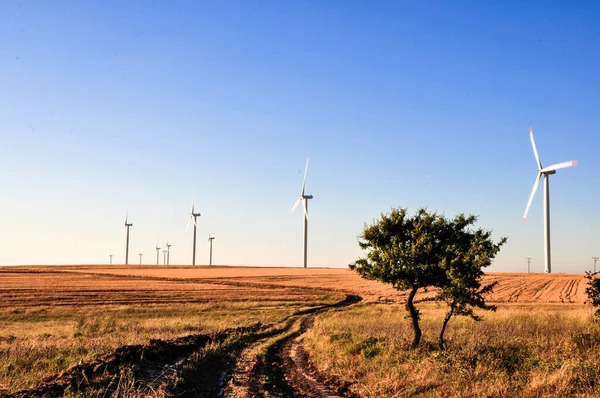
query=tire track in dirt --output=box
[222,295,362,398]
[2,325,264,398]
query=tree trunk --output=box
[405,287,421,348]
[439,301,455,351]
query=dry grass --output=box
[305,302,600,397]
[0,265,594,395]
[0,268,343,393]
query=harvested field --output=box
[0,265,594,397]
[0,268,339,308]
[22,265,589,304]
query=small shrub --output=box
[361,337,382,358]
[345,337,382,358]
[329,332,352,342]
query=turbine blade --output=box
[191,188,196,213]
[529,127,543,170]
[301,157,309,196]
[540,160,577,173]
[291,197,302,212]
[186,215,192,232]
[302,198,309,222]
[523,172,542,223]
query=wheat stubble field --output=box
[0,266,597,397]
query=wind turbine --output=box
[109,252,113,265]
[166,242,172,265]
[208,233,215,266]
[291,157,313,268]
[139,253,143,265]
[155,245,160,265]
[186,197,201,266]
[124,214,133,265]
[522,127,577,273]
[163,249,167,265]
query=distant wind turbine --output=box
[522,127,577,273]
[163,249,167,265]
[124,214,133,265]
[166,242,172,265]
[109,251,113,265]
[208,233,215,266]
[186,196,202,266]
[139,253,143,265]
[291,157,313,268]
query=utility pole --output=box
[139,253,143,265]
[593,257,599,273]
[166,242,172,265]
[163,250,167,265]
[526,257,532,274]
[156,246,160,265]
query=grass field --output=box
[0,266,595,396]
[305,303,600,397]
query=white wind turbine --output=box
[186,194,201,266]
[522,127,577,273]
[291,157,313,268]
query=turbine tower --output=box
[109,252,113,265]
[124,214,133,265]
[291,157,313,268]
[166,242,172,265]
[208,234,215,266]
[187,198,201,266]
[155,245,160,265]
[522,127,577,274]
[163,249,167,265]
[593,257,599,273]
[139,253,143,265]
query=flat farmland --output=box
[0,266,596,397]
[38,265,589,303]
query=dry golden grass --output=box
[0,267,343,393]
[0,265,593,395]
[305,302,600,397]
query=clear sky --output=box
[1,1,599,272]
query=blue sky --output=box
[0,1,598,272]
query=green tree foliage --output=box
[354,207,506,349]
[584,271,600,318]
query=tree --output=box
[434,216,506,349]
[354,207,506,349]
[584,271,600,318]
